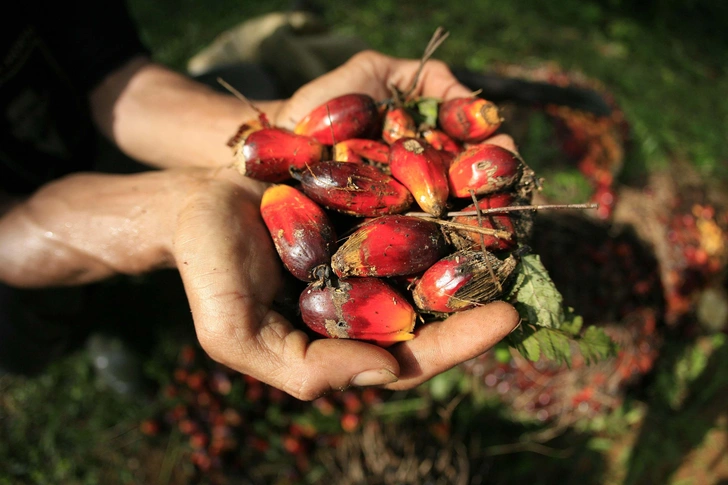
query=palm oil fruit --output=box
[299,277,416,347]
[438,97,502,143]
[332,139,391,165]
[412,249,519,313]
[233,128,324,182]
[389,137,450,217]
[331,215,449,278]
[382,106,417,144]
[260,185,336,282]
[448,143,522,197]
[294,93,379,145]
[296,161,413,217]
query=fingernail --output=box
[350,369,398,387]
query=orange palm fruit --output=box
[382,106,417,144]
[233,128,325,182]
[389,138,450,217]
[299,277,416,346]
[420,128,462,155]
[294,93,379,145]
[296,161,413,217]
[332,139,390,164]
[437,97,502,143]
[331,215,449,278]
[450,193,517,251]
[260,185,336,282]
[412,249,519,313]
[448,143,522,198]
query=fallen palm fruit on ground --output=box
[228,28,616,363]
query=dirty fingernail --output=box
[350,369,399,387]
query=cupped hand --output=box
[273,50,473,130]
[174,147,519,401]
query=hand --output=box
[273,50,474,130]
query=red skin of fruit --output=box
[389,138,450,217]
[333,138,390,164]
[438,97,502,143]
[299,277,416,346]
[451,193,516,251]
[448,143,522,197]
[382,106,417,144]
[298,161,413,216]
[331,215,449,278]
[294,93,379,144]
[234,128,325,182]
[421,128,463,154]
[260,185,336,281]
[412,253,478,313]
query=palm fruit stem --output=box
[405,214,512,240]
[407,202,599,218]
[469,189,502,293]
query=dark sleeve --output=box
[37,0,151,94]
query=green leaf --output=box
[410,96,440,128]
[512,254,564,328]
[527,327,573,367]
[508,324,541,362]
[509,324,618,367]
[561,307,584,335]
[577,326,619,365]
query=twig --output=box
[444,203,599,217]
[403,27,450,101]
[217,77,267,120]
[470,189,501,292]
[406,215,512,239]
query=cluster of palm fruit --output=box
[228,83,541,346]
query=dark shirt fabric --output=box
[0,0,149,194]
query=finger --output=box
[383,301,520,390]
[482,134,519,153]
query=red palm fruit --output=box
[299,277,416,346]
[450,193,517,251]
[438,97,503,143]
[331,215,449,278]
[389,138,450,217]
[382,106,417,144]
[260,185,336,281]
[233,128,325,182]
[412,250,519,313]
[340,413,361,432]
[448,144,522,197]
[294,93,379,144]
[297,161,413,217]
[333,138,390,164]
[139,419,160,437]
[421,128,462,154]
